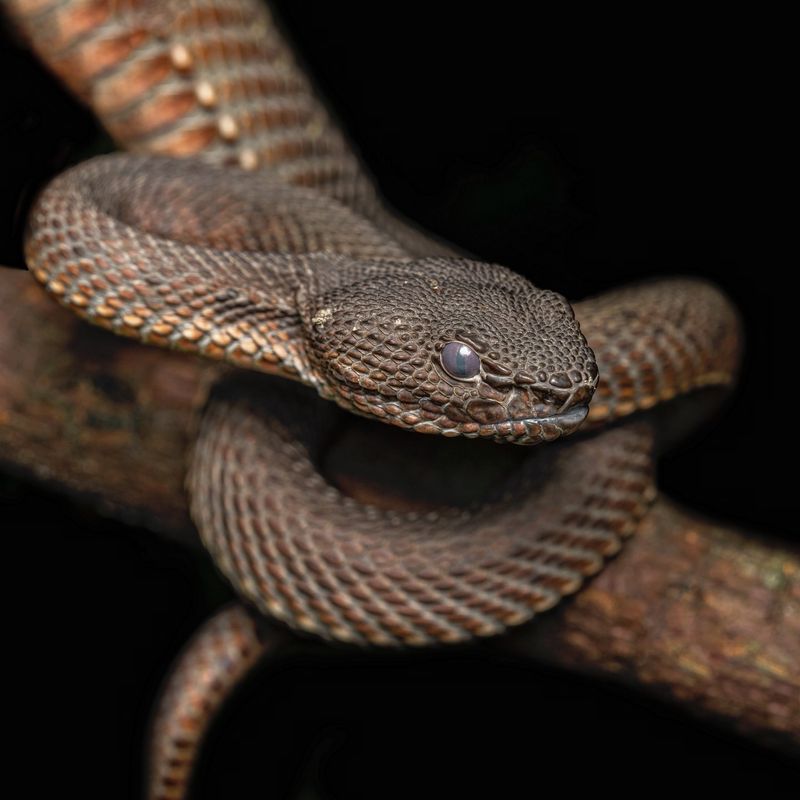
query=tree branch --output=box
[496,499,799,752]
[0,267,214,541]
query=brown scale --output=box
[187,377,658,646]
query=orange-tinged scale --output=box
[51,0,110,45]
[146,122,219,157]
[587,403,610,422]
[201,343,226,359]
[122,314,144,328]
[639,394,659,410]
[60,26,145,82]
[9,0,57,15]
[617,385,636,399]
[95,52,174,116]
[151,321,175,337]
[177,338,200,353]
[111,88,199,140]
[180,325,202,341]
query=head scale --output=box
[300,257,597,444]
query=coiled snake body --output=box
[10,2,736,644]
[7,0,741,791]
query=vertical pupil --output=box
[455,345,471,373]
[442,341,480,378]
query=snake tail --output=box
[147,603,276,800]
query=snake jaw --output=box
[326,379,592,444]
[467,403,591,444]
[461,380,595,444]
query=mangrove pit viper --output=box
[5,0,741,795]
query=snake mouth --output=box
[333,386,590,445]
[462,404,590,445]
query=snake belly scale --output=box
[10,0,740,646]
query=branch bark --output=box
[496,499,799,753]
[0,267,214,542]
[1,266,798,753]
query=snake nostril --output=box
[466,398,508,424]
[562,382,596,410]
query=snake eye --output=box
[440,341,481,380]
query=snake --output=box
[5,0,742,794]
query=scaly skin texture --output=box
[4,0,744,795]
[192,377,655,645]
[576,279,740,426]
[25,155,597,443]
[21,154,740,641]
[6,0,452,255]
[147,605,277,800]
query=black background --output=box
[1,1,795,797]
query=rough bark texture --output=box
[0,267,215,541]
[498,501,800,753]
[1,266,798,753]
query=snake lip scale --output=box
[388,402,592,444]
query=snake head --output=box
[299,257,597,444]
